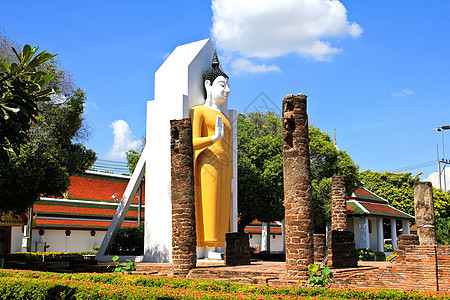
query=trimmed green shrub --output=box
[107,224,144,255]
[356,247,375,261]
[374,251,386,261]
[0,269,449,299]
[5,251,96,262]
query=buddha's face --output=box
[206,76,230,106]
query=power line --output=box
[96,159,128,165]
[387,160,436,173]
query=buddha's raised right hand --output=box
[212,115,224,142]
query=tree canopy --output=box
[237,111,284,232]
[126,142,145,174]
[0,32,96,213]
[237,112,360,232]
[0,44,57,160]
[359,170,450,219]
[309,126,360,232]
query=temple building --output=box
[347,184,414,251]
[0,171,144,254]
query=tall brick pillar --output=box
[313,234,326,264]
[170,118,196,277]
[331,175,347,231]
[328,175,357,268]
[282,94,314,279]
[414,182,437,245]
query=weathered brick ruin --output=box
[327,231,357,268]
[327,176,357,268]
[414,181,437,245]
[225,232,251,266]
[313,234,326,264]
[331,175,347,231]
[395,234,419,263]
[170,118,196,276]
[282,94,314,279]
[333,245,450,292]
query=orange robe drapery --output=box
[190,105,232,247]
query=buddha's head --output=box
[203,51,230,106]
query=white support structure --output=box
[402,220,410,235]
[353,217,360,248]
[145,39,237,262]
[96,39,238,263]
[281,220,286,252]
[261,222,271,253]
[360,217,370,248]
[377,218,384,252]
[95,146,147,261]
[391,219,398,250]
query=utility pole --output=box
[437,144,442,189]
[434,125,450,192]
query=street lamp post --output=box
[434,125,450,192]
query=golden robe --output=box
[190,105,232,247]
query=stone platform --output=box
[102,260,386,287]
[97,245,450,292]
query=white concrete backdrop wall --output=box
[30,229,106,253]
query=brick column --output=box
[331,175,347,231]
[313,234,326,264]
[414,182,437,245]
[282,94,314,279]
[225,232,250,266]
[395,234,419,263]
[171,118,196,277]
[327,231,357,268]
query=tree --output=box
[237,112,359,232]
[126,141,144,174]
[237,111,284,232]
[436,217,450,245]
[358,170,450,219]
[0,44,57,160]
[309,126,360,232]
[359,170,419,216]
[0,32,96,213]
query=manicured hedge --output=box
[3,251,96,262]
[0,269,449,299]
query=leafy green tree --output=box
[126,142,144,174]
[0,32,96,213]
[359,170,450,218]
[237,112,359,232]
[0,144,70,212]
[436,217,450,245]
[309,126,360,232]
[237,111,284,232]
[0,44,57,160]
[359,170,419,216]
[31,88,96,175]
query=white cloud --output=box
[211,0,362,68]
[424,171,450,192]
[231,58,281,74]
[392,89,415,98]
[105,120,143,160]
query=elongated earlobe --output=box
[204,80,211,104]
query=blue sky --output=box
[2,1,449,188]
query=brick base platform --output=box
[126,245,450,292]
